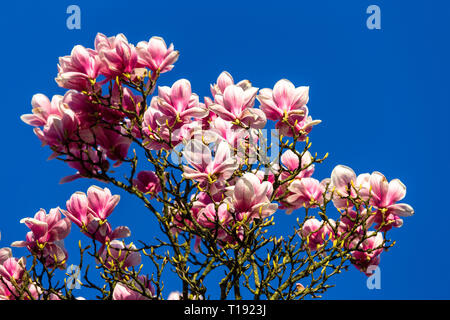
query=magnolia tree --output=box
[1,33,414,300]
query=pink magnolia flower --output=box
[20,94,65,127]
[136,36,179,74]
[350,232,384,275]
[155,79,208,127]
[0,247,11,265]
[276,150,315,213]
[21,94,71,159]
[15,208,71,244]
[275,106,321,139]
[63,192,90,228]
[182,140,238,191]
[86,185,120,220]
[195,203,231,229]
[29,104,79,153]
[95,33,138,78]
[299,218,333,251]
[286,177,326,210]
[0,257,40,300]
[98,240,141,270]
[55,45,101,91]
[62,90,100,127]
[330,167,413,232]
[226,173,278,222]
[210,71,252,98]
[279,150,315,179]
[0,257,26,282]
[43,107,78,143]
[296,283,305,292]
[133,170,161,196]
[142,94,206,151]
[208,84,266,129]
[61,186,130,243]
[11,209,71,268]
[329,165,371,209]
[257,79,320,138]
[258,79,309,121]
[112,275,155,300]
[369,172,414,231]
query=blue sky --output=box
[1,0,449,299]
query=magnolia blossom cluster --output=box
[297,165,414,274]
[1,187,157,300]
[171,171,278,251]
[18,33,324,255]
[11,209,71,269]
[0,233,40,300]
[11,186,132,269]
[62,186,156,300]
[13,32,416,300]
[20,33,321,184]
[62,186,129,243]
[20,33,179,182]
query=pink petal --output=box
[240,108,267,129]
[111,226,131,239]
[281,150,299,171]
[20,114,45,126]
[208,103,236,121]
[272,79,295,109]
[217,71,234,93]
[389,203,414,217]
[370,171,389,207]
[331,165,357,194]
[171,79,191,112]
[386,179,406,204]
[48,218,71,242]
[223,85,244,117]
[21,217,48,240]
[183,140,212,171]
